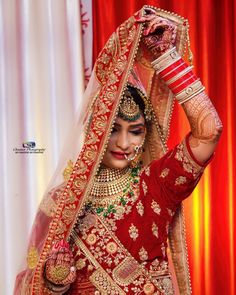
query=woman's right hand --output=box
[44,240,76,286]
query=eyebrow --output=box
[114,123,145,128]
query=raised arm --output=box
[181,92,222,163]
[151,47,223,163]
[137,9,223,163]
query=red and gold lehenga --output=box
[14,5,212,295]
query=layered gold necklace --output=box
[87,166,140,218]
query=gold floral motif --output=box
[90,269,126,294]
[175,175,187,185]
[62,204,76,225]
[161,243,166,258]
[74,175,87,192]
[114,56,127,76]
[86,233,97,245]
[167,208,175,217]
[142,180,148,196]
[47,265,70,283]
[128,223,139,241]
[151,200,161,215]
[74,160,88,175]
[154,276,174,295]
[152,222,159,238]
[108,72,119,85]
[114,205,126,220]
[83,145,98,165]
[76,258,86,270]
[145,166,150,176]
[65,189,76,204]
[105,85,118,103]
[27,246,39,269]
[93,115,108,135]
[143,282,155,294]
[106,242,118,254]
[86,131,99,145]
[175,141,203,178]
[160,168,170,178]
[63,159,74,181]
[136,200,144,216]
[139,247,148,261]
[55,220,66,235]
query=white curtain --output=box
[0,0,92,293]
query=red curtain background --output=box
[92,1,236,294]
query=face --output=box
[102,116,146,169]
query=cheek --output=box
[133,133,146,146]
[106,133,116,149]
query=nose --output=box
[116,131,130,150]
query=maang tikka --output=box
[118,86,152,122]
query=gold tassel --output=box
[186,27,193,65]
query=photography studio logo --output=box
[13,141,46,154]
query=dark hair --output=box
[126,85,146,116]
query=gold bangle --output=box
[175,80,205,104]
[151,47,181,74]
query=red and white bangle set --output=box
[151,47,205,104]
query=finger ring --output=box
[151,36,159,43]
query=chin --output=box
[103,159,129,170]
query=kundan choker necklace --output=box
[87,166,140,218]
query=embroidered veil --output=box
[15,5,192,294]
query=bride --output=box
[14,6,222,294]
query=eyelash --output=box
[111,128,144,135]
[130,130,144,135]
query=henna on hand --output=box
[136,8,177,57]
[182,91,223,162]
[44,240,76,288]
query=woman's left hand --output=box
[135,8,177,57]
[44,240,76,286]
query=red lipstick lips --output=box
[111,151,128,160]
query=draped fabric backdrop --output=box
[92,1,236,295]
[0,0,92,294]
[0,0,235,294]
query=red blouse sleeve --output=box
[148,133,213,206]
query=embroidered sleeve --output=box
[150,133,213,205]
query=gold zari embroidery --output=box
[136,200,144,216]
[63,159,74,181]
[113,257,142,286]
[142,180,148,195]
[128,224,139,241]
[27,247,39,269]
[139,247,148,261]
[152,222,159,238]
[175,176,187,185]
[151,200,161,215]
[175,140,203,178]
[160,168,170,178]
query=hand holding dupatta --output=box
[44,240,76,291]
[135,7,177,57]
[137,8,223,164]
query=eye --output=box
[111,127,118,133]
[130,130,144,135]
